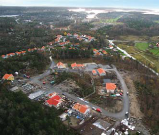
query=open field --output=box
[118,35,159,42]
[135,42,149,51]
[117,44,159,72]
[149,48,159,56]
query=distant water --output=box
[0,15,19,17]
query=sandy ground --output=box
[120,71,143,118]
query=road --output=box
[30,57,129,120]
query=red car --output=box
[96,108,102,113]
[43,81,46,84]
[120,93,123,96]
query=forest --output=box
[0,83,78,135]
[0,52,49,78]
[97,12,159,37]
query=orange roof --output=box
[73,103,88,114]
[21,51,26,53]
[16,52,22,55]
[71,63,77,68]
[1,55,5,58]
[77,64,84,67]
[106,83,116,90]
[57,62,64,66]
[3,74,13,80]
[97,68,105,74]
[92,70,97,74]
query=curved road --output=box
[30,57,129,120]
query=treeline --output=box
[0,52,49,78]
[97,12,159,37]
[0,84,78,135]
[52,49,93,59]
[135,76,159,134]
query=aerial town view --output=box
[0,0,159,135]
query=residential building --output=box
[46,95,63,108]
[72,103,91,118]
[71,63,84,69]
[92,70,97,75]
[106,83,117,93]
[97,68,106,76]
[2,74,14,81]
[57,62,66,69]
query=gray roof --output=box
[28,90,44,100]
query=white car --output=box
[92,107,96,110]
[127,92,129,95]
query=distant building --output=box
[71,62,84,69]
[57,62,66,69]
[106,83,117,93]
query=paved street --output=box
[30,58,129,120]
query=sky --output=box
[0,0,159,9]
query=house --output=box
[57,62,66,69]
[97,68,106,76]
[109,45,113,49]
[102,50,107,55]
[21,51,26,55]
[2,74,14,81]
[106,83,117,93]
[74,33,79,37]
[28,49,32,52]
[57,35,63,39]
[16,52,22,55]
[71,63,84,69]
[46,95,63,108]
[72,103,91,118]
[1,55,6,59]
[93,49,98,54]
[92,70,97,75]
[67,33,72,36]
[156,43,159,47]
[41,46,45,50]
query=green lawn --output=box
[135,42,149,51]
[149,48,159,56]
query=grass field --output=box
[135,42,149,51]
[149,48,159,56]
[119,35,159,42]
[117,43,159,72]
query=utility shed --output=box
[10,86,19,92]
[28,90,44,100]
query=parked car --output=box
[127,92,129,95]
[96,108,102,113]
[43,81,46,84]
[92,107,96,110]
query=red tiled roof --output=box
[73,103,88,114]
[46,95,62,106]
[106,83,116,90]
[3,74,13,80]
[92,70,97,74]
[97,68,105,74]
[71,63,77,68]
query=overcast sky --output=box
[0,0,158,9]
